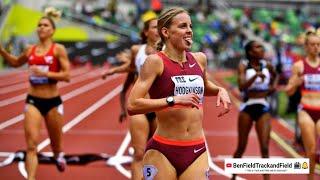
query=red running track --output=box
[0,67,313,179]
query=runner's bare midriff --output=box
[155,107,204,140]
[301,95,320,107]
[28,83,59,98]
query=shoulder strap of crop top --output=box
[185,51,193,62]
[47,43,56,55]
[30,45,37,55]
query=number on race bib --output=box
[143,165,158,180]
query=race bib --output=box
[171,75,204,103]
[304,74,320,91]
[143,165,158,180]
[246,69,270,91]
[29,65,49,84]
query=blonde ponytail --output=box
[40,7,62,29]
[44,7,62,21]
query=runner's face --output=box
[305,35,320,56]
[250,42,265,59]
[167,13,193,50]
[37,19,54,39]
[145,19,160,43]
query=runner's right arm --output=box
[285,61,303,96]
[0,44,31,67]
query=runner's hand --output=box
[256,71,266,81]
[102,69,115,79]
[118,110,127,123]
[216,88,231,117]
[29,65,47,77]
[174,93,201,108]
[292,74,304,86]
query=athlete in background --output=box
[0,7,70,180]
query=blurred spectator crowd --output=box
[2,0,320,70]
[61,1,319,70]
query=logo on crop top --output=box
[189,63,196,68]
[44,56,53,64]
[189,77,198,82]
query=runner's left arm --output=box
[49,44,70,82]
[193,52,231,115]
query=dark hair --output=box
[244,40,256,60]
[156,7,188,51]
[140,18,157,44]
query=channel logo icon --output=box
[302,162,308,169]
[294,162,301,169]
[226,163,232,168]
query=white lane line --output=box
[0,68,103,106]
[0,153,16,167]
[61,76,113,100]
[0,114,24,130]
[18,162,27,178]
[0,68,26,77]
[277,117,295,133]
[0,72,28,87]
[17,84,123,178]
[0,82,28,94]
[109,131,132,179]
[0,151,55,157]
[0,94,25,107]
[1,129,127,135]
[37,85,123,150]
[204,133,246,180]
[0,152,14,157]
[0,74,120,130]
